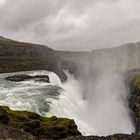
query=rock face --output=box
[0,106,81,139]
[129,74,140,134]
[0,106,9,124]
[65,134,140,140]
[5,74,50,83]
[0,36,67,82]
[0,125,34,140]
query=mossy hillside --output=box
[0,106,80,139]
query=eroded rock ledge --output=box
[5,74,50,83]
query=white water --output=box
[0,71,63,116]
[48,72,95,135]
[49,71,135,136]
[0,69,135,136]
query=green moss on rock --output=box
[0,106,81,139]
[132,75,140,92]
[130,75,140,134]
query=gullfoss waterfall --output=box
[0,68,135,136]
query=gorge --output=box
[0,37,140,139]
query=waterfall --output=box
[49,71,135,136]
[0,45,137,136]
[49,47,137,136]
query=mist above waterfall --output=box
[54,47,137,136]
[78,70,134,135]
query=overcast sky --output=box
[0,0,140,51]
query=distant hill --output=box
[0,36,67,82]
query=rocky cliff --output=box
[0,36,67,82]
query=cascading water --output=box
[49,70,135,136]
[49,47,137,136]
[0,69,135,136]
[0,70,63,116]
[48,72,96,135]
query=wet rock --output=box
[35,78,50,83]
[129,74,140,134]
[5,74,50,83]
[0,106,9,124]
[64,134,140,140]
[124,70,140,134]
[0,124,34,140]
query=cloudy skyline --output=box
[0,0,140,51]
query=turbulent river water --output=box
[0,70,135,136]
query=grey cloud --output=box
[0,0,60,30]
[0,0,140,51]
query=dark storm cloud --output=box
[0,0,140,50]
